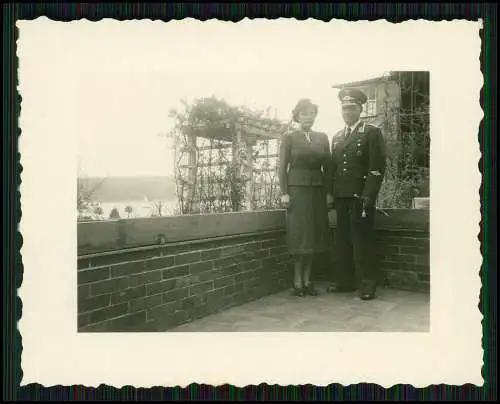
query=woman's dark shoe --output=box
[303,284,319,296]
[291,287,305,297]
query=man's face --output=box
[342,104,362,126]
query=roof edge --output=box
[331,76,390,89]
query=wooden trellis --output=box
[169,98,291,215]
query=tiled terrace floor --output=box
[170,282,430,332]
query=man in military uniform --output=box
[327,88,386,301]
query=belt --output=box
[289,167,322,172]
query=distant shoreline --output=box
[78,175,176,204]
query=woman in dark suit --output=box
[279,99,334,297]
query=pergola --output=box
[176,115,292,214]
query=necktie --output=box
[304,132,311,143]
[345,127,351,138]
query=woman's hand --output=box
[326,193,334,210]
[280,194,291,209]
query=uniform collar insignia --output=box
[346,120,363,135]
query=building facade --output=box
[332,72,430,208]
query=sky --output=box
[75,20,389,177]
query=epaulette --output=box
[364,122,381,130]
[359,121,382,133]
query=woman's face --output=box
[297,106,317,130]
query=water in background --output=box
[81,199,177,221]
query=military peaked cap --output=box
[338,88,368,106]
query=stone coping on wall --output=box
[328,208,429,232]
[78,209,429,256]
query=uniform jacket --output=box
[330,121,386,201]
[278,130,332,194]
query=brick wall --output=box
[314,209,430,292]
[376,230,430,292]
[313,229,429,293]
[78,231,293,332]
[77,209,429,332]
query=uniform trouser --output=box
[334,197,378,293]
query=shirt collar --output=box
[300,130,312,142]
[346,119,362,132]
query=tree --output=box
[152,201,163,217]
[93,205,104,219]
[77,162,107,221]
[109,207,121,220]
[125,205,134,218]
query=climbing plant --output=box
[251,138,281,210]
[167,96,291,215]
[376,72,430,209]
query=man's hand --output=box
[280,194,291,209]
[326,193,334,210]
[360,195,372,208]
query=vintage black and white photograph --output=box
[75,30,431,333]
[18,18,483,387]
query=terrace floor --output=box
[169,282,430,332]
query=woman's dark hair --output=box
[292,98,318,123]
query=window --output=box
[359,86,377,118]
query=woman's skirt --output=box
[286,185,330,256]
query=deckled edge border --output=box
[8,3,495,401]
